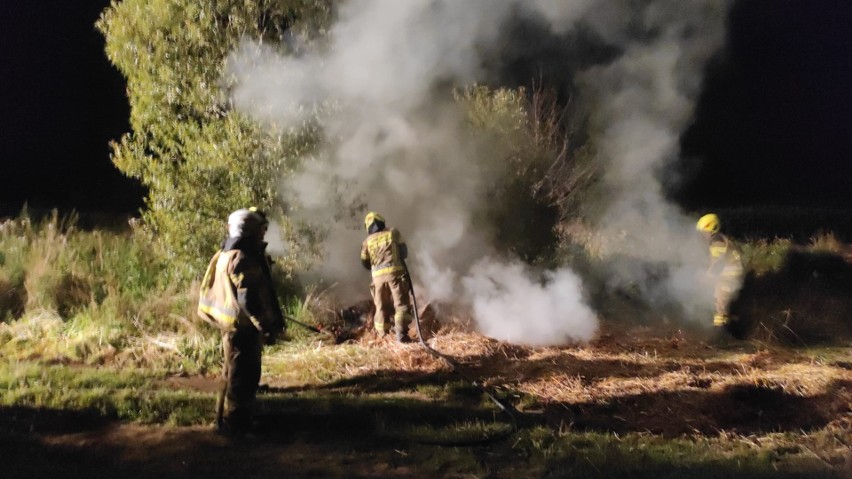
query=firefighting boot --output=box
[395,311,413,343]
[374,317,390,338]
[712,326,730,346]
[395,321,411,343]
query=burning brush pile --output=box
[311,297,451,344]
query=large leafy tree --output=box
[97,0,332,276]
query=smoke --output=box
[575,0,732,316]
[224,0,732,344]
[463,258,598,346]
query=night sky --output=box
[1,1,850,215]
[680,0,852,209]
[0,1,143,214]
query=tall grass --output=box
[0,211,219,373]
[740,237,792,274]
[741,232,849,276]
[2,210,848,374]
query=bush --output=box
[455,85,582,265]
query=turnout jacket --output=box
[198,237,285,337]
[360,228,407,278]
[708,232,744,279]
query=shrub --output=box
[455,85,581,265]
[740,238,792,275]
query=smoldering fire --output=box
[225,0,733,345]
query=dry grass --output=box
[265,337,449,386]
[809,232,849,255]
[267,320,852,401]
[262,317,851,464]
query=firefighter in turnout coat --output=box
[360,212,413,342]
[696,213,744,330]
[198,207,285,436]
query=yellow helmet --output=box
[696,213,720,234]
[364,211,385,231]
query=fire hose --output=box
[278,263,522,444]
[284,314,328,335]
[403,261,520,445]
[217,270,520,443]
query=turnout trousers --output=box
[370,273,412,337]
[220,326,263,433]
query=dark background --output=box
[0,1,143,215]
[0,0,850,217]
[680,0,852,210]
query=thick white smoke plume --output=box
[225,0,732,344]
[575,0,731,316]
[463,259,598,346]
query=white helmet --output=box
[227,207,268,238]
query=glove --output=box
[263,322,286,345]
[263,331,278,345]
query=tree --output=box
[97,0,333,277]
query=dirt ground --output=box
[4,422,447,478]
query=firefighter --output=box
[696,213,744,331]
[198,207,285,437]
[360,211,413,342]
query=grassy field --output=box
[2,330,850,478]
[1,211,851,478]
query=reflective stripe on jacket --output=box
[198,245,284,334]
[360,228,406,278]
[198,250,242,329]
[709,233,744,279]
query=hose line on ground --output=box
[277,269,520,445]
[404,261,520,445]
